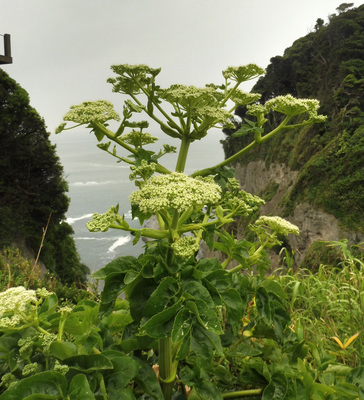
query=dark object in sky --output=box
[0,34,12,64]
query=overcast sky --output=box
[1,0,362,133]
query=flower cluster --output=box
[255,216,300,236]
[222,178,265,217]
[121,131,158,148]
[129,160,157,182]
[265,95,321,118]
[171,236,200,259]
[86,206,128,232]
[61,100,120,125]
[0,287,38,329]
[158,85,220,108]
[108,64,161,95]
[230,90,261,106]
[222,64,265,83]
[129,172,222,214]
[196,106,234,129]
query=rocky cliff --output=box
[222,4,364,267]
[234,161,364,266]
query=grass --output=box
[275,240,364,367]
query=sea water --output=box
[51,129,225,272]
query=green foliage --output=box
[222,4,364,231]
[0,69,89,284]
[0,247,93,303]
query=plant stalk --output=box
[222,388,263,398]
[175,136,191,173]
[159,337,174,400]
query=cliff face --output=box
[235,161,364,265]
[222,5,364,266]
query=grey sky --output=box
[1,0,361,132]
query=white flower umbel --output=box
[264,95,322,119]
[255,216,300,236]
[62,100,120,125]
[0,287,37,328]
[129,172,222,214]
[171,236,200,259]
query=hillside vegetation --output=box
[223,4,364,232]
[0,69,89,286]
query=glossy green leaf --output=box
[256,286,273,324]
[99,272,127,316]
[176,331,191,360]
[69,374,96,400]
[172,308,193,343]
[38,293,58,316]
[186,300,223,335]
[93,256,138,279]
[182,281,215,308]
[0,372,67,400]
[141,301,182,338]
[221,288,243,328]
[103,353,140,393]
[262,371,288,399]
[105,309,133,334]
[64,354,113,373]
[260,280,287,300]
[144,276,180,317]
[49,341,78,360]
[193,380,223,400]
[133,358,164,400]
[190,325,222,364]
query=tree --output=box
[0,69,89,285]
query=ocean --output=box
[51,128,225,273]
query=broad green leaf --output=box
[185,300,223,335]
[176,331,191,360]
[172,308,193,343]
[128,278,158,322]
[133,358,164,400]
[260,280,287,300]
[69,374,96,400]
[99,272,127,316]
[347,366,364,388]
[262,371,288,399]
[196,258,222,274]
[144,276,180,317]
[105,309,133,334]
[0,372,67,400]
[38,293,58,316]
[204,270,231,292]
[193,380,223,400]
[141,301,182,338]
[64,305,99,336]
[103,353,140,393]
[190,325,222,364]
[93,256,138,279]
[64,354,113,373]
[256,286,273,324]
[221,288,243,328]
[49,341,78,360]
[182,281,215,308]
[118,389,136,400]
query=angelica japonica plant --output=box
[54,64,327,399]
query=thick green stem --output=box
[159,337,174,400]
[222,388,263,398]
[191,116,292,178]
[175,136,191,172]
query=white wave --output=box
[71,179,128,187]
[91,163,129,169]
[66,213,94,225]
[108,236,131,252]
[124,210,132,219]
